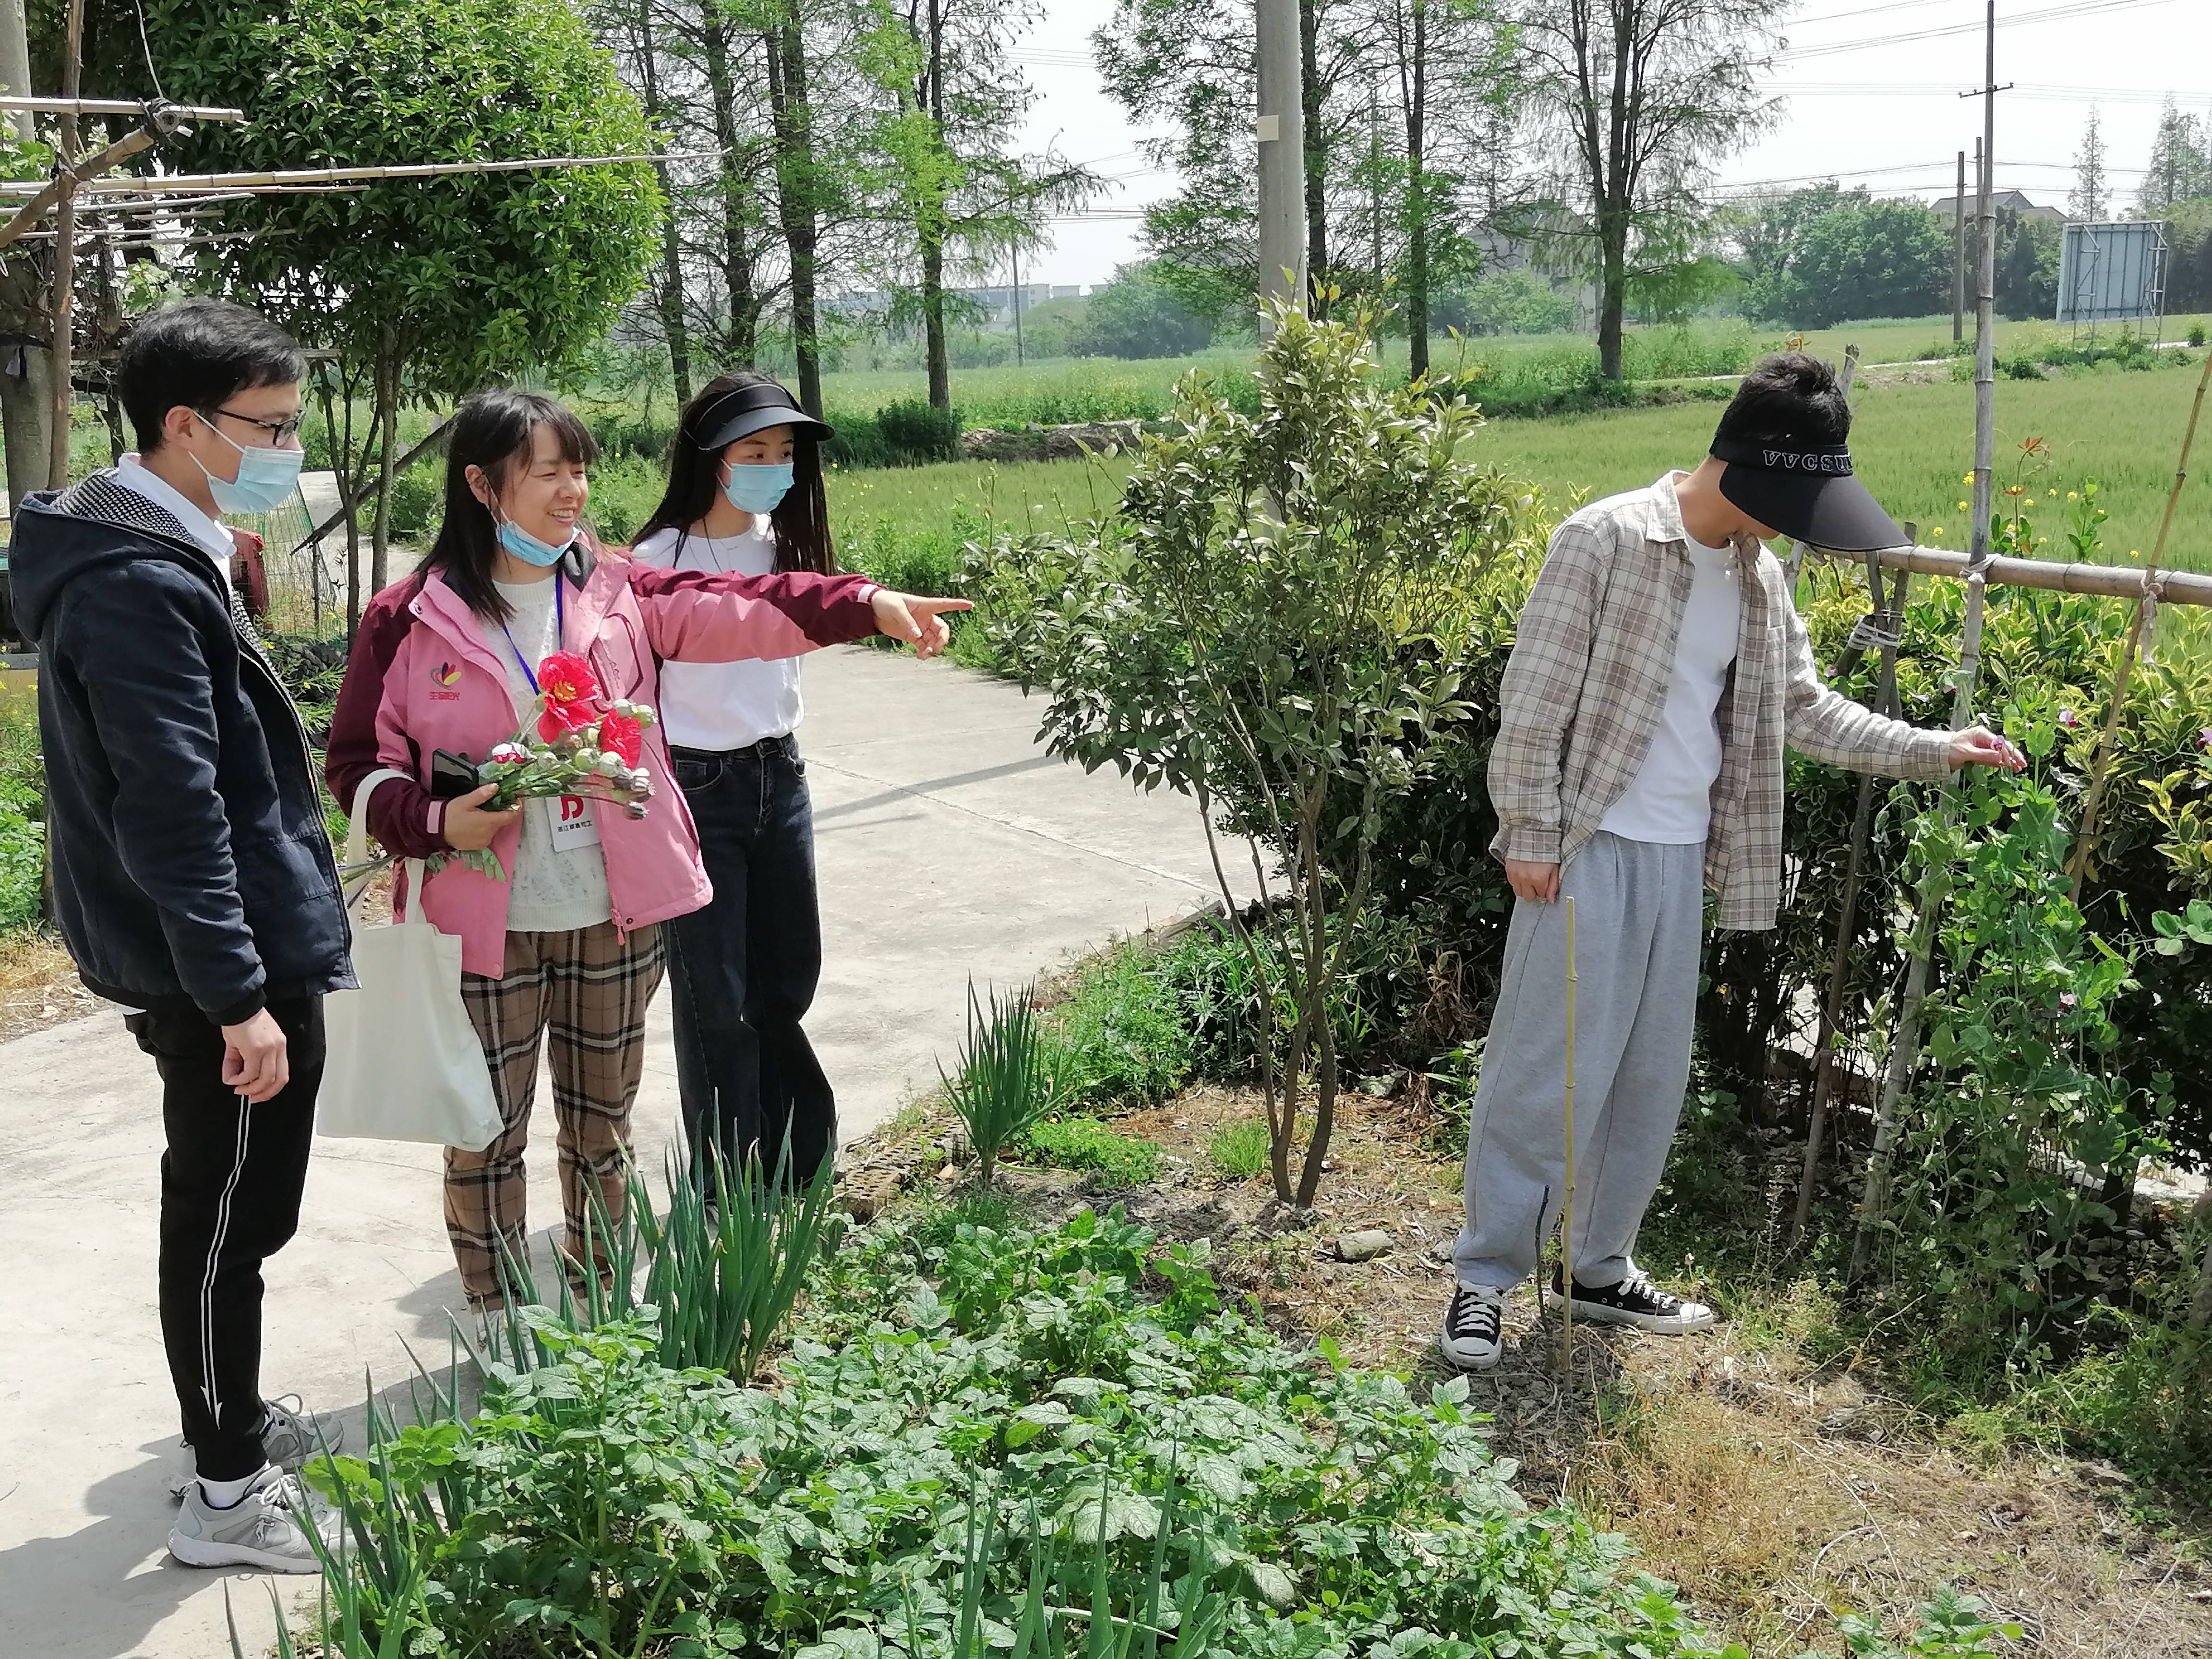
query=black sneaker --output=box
[1440,1282,1506,1370]
[1552,1265,1716,1333]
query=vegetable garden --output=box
[238,305,2212,1658]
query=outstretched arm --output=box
[1780,588,2021,776]
[627,563,968,662]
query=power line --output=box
[1780,0,2180,60]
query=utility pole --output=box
[1010,240,1024,368]
[0,0,45,509]
[1255,0,1306,323]
[45,0,84,491]
[1952,149,1966,344]
[0,0,31,141]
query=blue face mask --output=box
[722,461,794,516]
[195,419,306,515]
[496,515,577,568]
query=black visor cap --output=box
[696,379,834,449]
[1711,436,1907,553]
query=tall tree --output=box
[876,0,1093,409]
[2069,103,2108,223]
[1096,0,1377,322]
[2139,96,2211,216]
[764,0,825,416]
[1510,0,1781,380]
[599,0,696,402]
[156,0,661,625]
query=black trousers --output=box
[665,736,835,1186]
[127,996,323,1481]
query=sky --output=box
[1007,0,2212,289]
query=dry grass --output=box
[881,1083,2212,1658]
[0,928,90,1042]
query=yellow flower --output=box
[2047,488,2058,497]
[1958,500,1971,510]
[2067,491,2079,500]
[1931,525,1946,537]
[1961,472,1975,484]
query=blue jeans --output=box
[665,736,834,1186]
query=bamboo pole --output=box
[1803,543,2212,607]
[0,114,182,250]
[0,148,726,199]
[0,95,240,119]
[1848,75,2000,1285]
[1559,896,1577,1383]
[1787,551,1908,1250]
[2065,343,2212,899]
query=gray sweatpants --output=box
[1451,832,1705,1292]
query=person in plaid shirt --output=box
[1441,353,2024,1371]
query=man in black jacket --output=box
[11,298,353,1573]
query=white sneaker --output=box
[1440,1282,1507,1370]
[168,1465,338,1574]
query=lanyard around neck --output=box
[498,575,564,696]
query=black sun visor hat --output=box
[695,379,834,449]
[1710,435,1907,553]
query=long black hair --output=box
[635,370,836,575]
[419,388,599,622]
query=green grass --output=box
[1010,1112,1165,1187]
[812,313,2212,432]
[1206,1118,1273,1182]
[1467,361,2212,570]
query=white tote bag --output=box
[319,768,504,1151]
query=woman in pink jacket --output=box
[326,388,964,1308]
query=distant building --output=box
[1928,188,2065,224]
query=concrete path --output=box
[0,645,1232,1659]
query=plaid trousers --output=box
[448,921,665,1303]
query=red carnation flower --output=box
[598,709,644,768]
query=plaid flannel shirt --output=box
[1487,473,1956,932]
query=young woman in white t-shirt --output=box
[629,372,845,1186]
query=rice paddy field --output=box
[1467,359,2212,570]
[816,312,2212,428]
[820,347,2212,578]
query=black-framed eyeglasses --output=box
[204,405,305,443]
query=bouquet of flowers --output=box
[346,651,660,887]
[444,650,658,880]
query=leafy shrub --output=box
[0,809,41,932]
[2191,323,2207,348]
[1043,943,1195,1107]
[383,463,444,542]
[300,1209,1735,1658]
[1012,1113,1164,1187]
[976,299,1544,1205]
[1076,261,1214,358]
[0,693,46,933]
[585,450,668,544]
[827,399,963,468]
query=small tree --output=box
[979,300,1537,1206]
[155,0,662,626]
